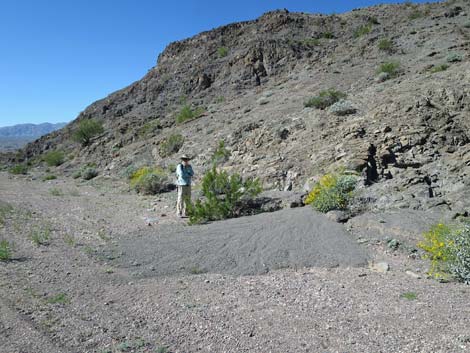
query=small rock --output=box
[375,72,390,82]
[369,261,390,273]
[326,210,349,223]
[405,270,422,279]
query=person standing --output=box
[176,154,194,218]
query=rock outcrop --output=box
[6,0,470,215]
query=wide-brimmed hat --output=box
[180,154,191,160]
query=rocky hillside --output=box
[10,0,470,215]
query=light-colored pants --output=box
[176,185,191,217]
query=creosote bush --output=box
[304,89,347,109]
[130,167,169,195]
[9,164,28,175]
[42,150,65,167]
[73,119,104,146]
[418,222,470,284]
[159,134,184,157]
[305,173,357,213]
[187,167,262,224]
[175,105,205,124]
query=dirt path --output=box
[1,172,470,353]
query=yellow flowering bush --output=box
[130,167,169,195]
[305,173,357,213]
[418,223,454,280]
[419,222,470,284]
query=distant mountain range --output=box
[0,122,67,138]
[0,122,67,152]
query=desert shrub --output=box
[176,105,205,124]
[212,140,231,165]
[42,175,57,181]
[464,21,470,29]
[9,164,28,175]
[305,173,357,213]
[72,119,104,146]
[0,240,12,261]
[130,167,169,195]
[217,47,229,58]
[138,119,161,137]
[430,64,449,73]
[321,32,335,39]
[378,38,393,51]
[419,222,470,284]
[446,53,463,63]
[72,170,82,179]
[0,202,13,226]
[377,61,400,78]
[301,38,320,46]
[30,226,51,246]
[81,167,98,180]
[187,167,262,224]
[354,24,372,38]
[409,10,423,20]
[49,187,63,196]
[42,150,65,166]
[304,89,347,109]
[214,96,225,104]
[159,134,184,157]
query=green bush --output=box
[81,167,98,180]
[304,89,347,109]
[217,47,229,58]
[430,64,449,73]
[42,175,57,181]
[419,222,470,284]
[0,202,13,226]
[9,164,28,175]
[72,119,104,146]
[159,134,184,157]
[409,10,423,20]
[377,61,400,78]
[378,38,393,51]
[305,173,357,213]
[30,226,51,246]
[321,32,335,39]
[138,119,162,137]
[187,167,262,224]
[43,150,65,166]
[175,105,205,124]
[212,140,231,165]
[130,167,169,195]
[0,240,12,261]
[354,24,372,38]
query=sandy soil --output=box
[1,172,469,353]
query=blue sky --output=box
[0,0,440,127]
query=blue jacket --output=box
[176,163,194,186]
